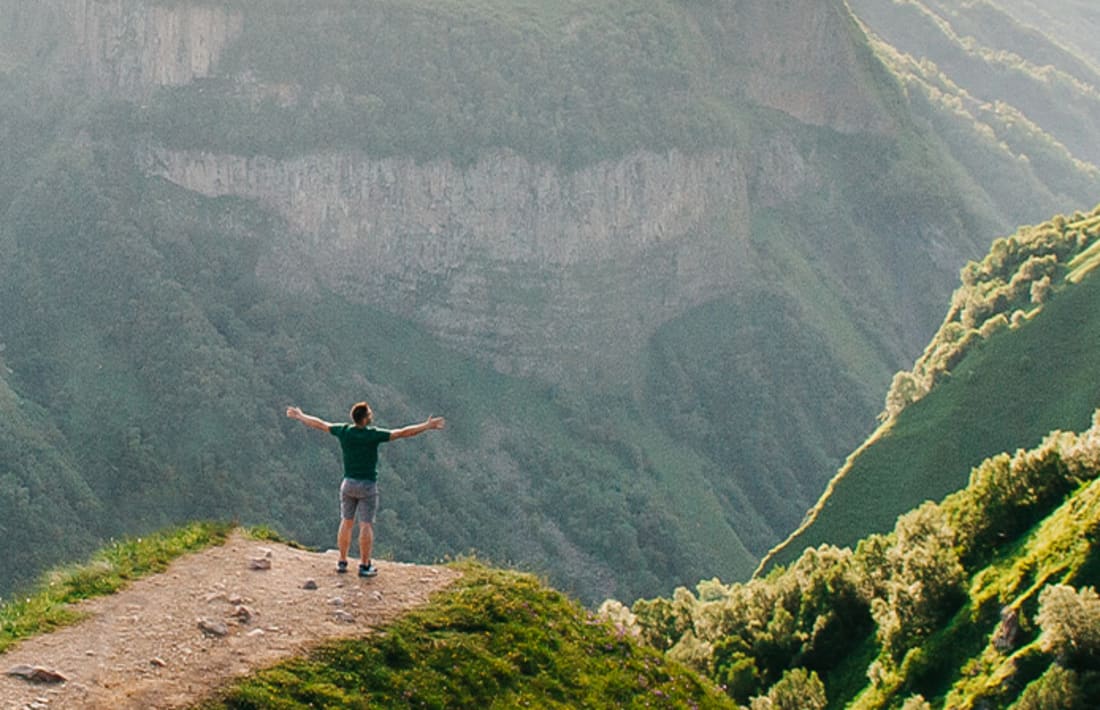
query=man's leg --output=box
[337,518,355,562]
[358,522,374,566]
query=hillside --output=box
[763,204,1100,571]
[848,0,1100,225]
[619,409,1100,708]
[0,526,732,709]
[979,0,1100,68]
[0,0,1010,604]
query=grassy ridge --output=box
[0,521,234,653]
[764,207,1100,571]
[625,409,1100,708]
[202,562,735,709]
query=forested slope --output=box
[619,408,1100,708]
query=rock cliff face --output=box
[147,146,760,379]
[5,0,241,95]
[710,1,897,135]
[9,0,905,381]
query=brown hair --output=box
[350,401,373,425]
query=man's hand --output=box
[390,415,446,439]
[286,406,332,432]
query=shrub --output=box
[1036,585,1100,669]
[1013,665,1086,709]
[749,667,827,710]
[867,502,966,661]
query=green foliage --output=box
[628,412,1100,708]
[135,0,745,170]
[0,521,232,653]
[205,561,736,709]
[766,206,1100,569]
[749,667,827,710]
[628,545,870,704]
[1036,585,1100,669]
[867,502,966,661]
[1012,665,1088,710]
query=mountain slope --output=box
[622,410,1100,708]
[0,0,1003,604]
[989,0,1100,68]
[848,0,1100,224]
[763,205,1100,571]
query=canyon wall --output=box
[147,146,763,380]
[5,0,906,381]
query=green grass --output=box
[811,452,1100,708]
[0,521,234,653]
[936,477,1100,707]
[764,263,1100,570]
[203,561,737,709]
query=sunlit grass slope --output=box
[0,521,234,653]
[203,561,735,710]
[764,205,1100,571]
[624,410,1100,708]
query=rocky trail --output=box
[1,532,461,709]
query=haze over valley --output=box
[2,2,1100,706]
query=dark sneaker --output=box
[336,560,348,574]
[358,563,378,578]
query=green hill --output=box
[2,0,1098,608]
[0,0,1004,604]
[0,523,734,709]
[763,205,1100,572]
[622,409,1100,708]
[204,562,735,709]
[849,0,1100,224]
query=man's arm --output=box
[389,415,446,440]
[286,406,335,432]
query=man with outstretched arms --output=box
[286,401,445,578]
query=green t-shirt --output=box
[329,424,392,481]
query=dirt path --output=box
[0,532,461,709]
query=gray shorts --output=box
[339,478,379,524]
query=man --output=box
[286,401,445,577]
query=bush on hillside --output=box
[1013,665,1087,709]
[747,667,826,710]
[1037,585,1100,669]
[881,206,1100,421]
[626,545,870,704]
[866,501,966,661]
[945,432,1081,566]
[943,415,1100,569]
[899,695,931,710]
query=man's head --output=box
[350,401,373,426]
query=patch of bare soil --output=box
[1,532,461,709]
